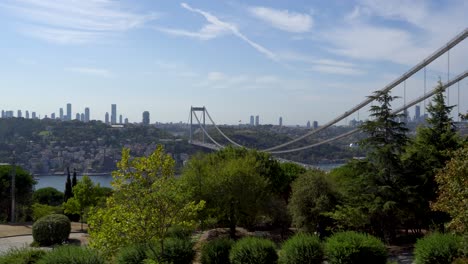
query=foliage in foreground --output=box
[31,203,63,221]
[413,233,462,264]
[278,233,323,264]
[324,231,388,264]
[37,246,104,264]
[0,248,45,264]
[88,146,204,256]
[201,238,234,264]
[32,214,71,246]
[229,237,278,264]
[33,187,64,206]
[431,143,468,234]
[288,169,338,235]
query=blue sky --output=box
[0,0,467,125]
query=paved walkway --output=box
[0,233,88,254]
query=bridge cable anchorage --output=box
[192,111,225,149]
[266,71,468,154]
[261,28,468,152]
[204,109,247,148]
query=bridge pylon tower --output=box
[189,106,206,143]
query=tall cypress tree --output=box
[72,168,77,189]
[64,167,72,202]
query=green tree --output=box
[63,175,98,230]
[288,169,338,236]
[33,187,64,206]
[431,143,468,234]
[72,168,77,188]
[358,90,411,241]
[181,147,276,238]
[403,82,460,230]
[0,165,36,222]
[64,167,72,202]
[88,146,204,257]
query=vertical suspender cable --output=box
[447,49,450,105]
[404,80,407,120]
[458,81,460,122]
[424,67,427,116]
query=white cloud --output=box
[2,0,157,44]
[158,3,278,61]
[310,65,365,76]
[65,67,113,77]
[248,6,313,33]
[279,51,366,75]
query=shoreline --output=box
[33,172,112,177]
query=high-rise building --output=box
[415,105,421,121]
[313,121,318,129]
[105,112,109,124]
[250,115,254,126]
[1,110,4,118]
[32,112,37,119]
[119,114,123,124]
[142,111,150,125]
[84,107,90,122]
[25,111,29,119]
[80,113,85,122]
[17,110,22,118]
[76,113,80,120]
[51,113,55,119]
[124,118,129,124]
[306,121,311,128]
[255,115,259,126]
[59,108,64,120]
[279,117,283,126]
[67,103,72,121]
[111,104,117,125]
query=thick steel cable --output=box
[268,71,467,154]
[262,28,467,152]
[204,109,246,148]
[192,111,224,148]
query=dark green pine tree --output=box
[359,90,410,242]
[64,167,72,202]
[403,81,460,230]
[72,168,77,189]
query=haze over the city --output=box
[0,0,467,125]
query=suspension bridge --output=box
[188,28,468,166]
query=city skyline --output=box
[0,1,467,125]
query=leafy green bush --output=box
[279,233,323,264]
[324,231,387,264]
[0,248,46,264]
[167,225,193,240]
[229,237,278,264]
[116,244,151,264]
[31,203,63,221]
[116,243,151,264]
[159,238,195,264]
[414,233,461,264]
[37,246,104,264]
[32,214,71,246]
[201,238,234,264]
[33,187,64,206]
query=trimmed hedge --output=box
[230,237,278,264]
[279,233,323,264]
[32,214,71,246]
[0,248,46,264]
[37,246,104,264]
[201,238,234,264]
[324,231,387,264]
[414,233,461,264]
